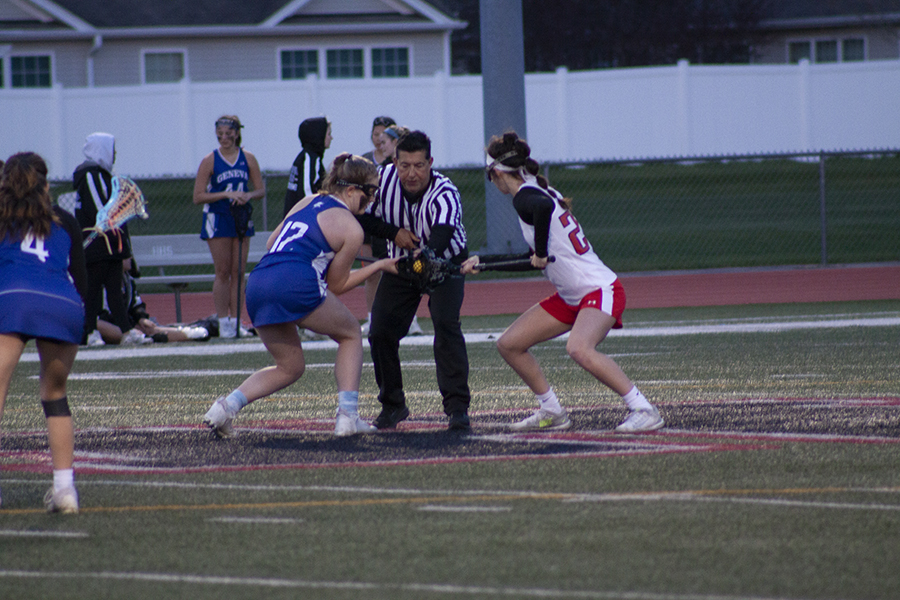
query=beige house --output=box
[0,0,465,88]
[754,1,900,64]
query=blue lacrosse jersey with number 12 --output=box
[245,195,345,327]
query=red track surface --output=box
[141,264,900,326]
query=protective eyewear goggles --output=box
[372,116,395,128]
[215,118,242,130]
[338,180,379,197]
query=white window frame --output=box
[312,45,414,80]
[324,47,365,79]
[814,39,840,63]
[278,47,320,80]
[787,40,811,63]
[786,36,867,64]
[141,48,187,84]
[8,51,54,88]
[371,46,411,78]
[841,37,866,62]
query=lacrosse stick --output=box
[395,247,462,293]
[230,202,253,338]
[82,176,149,253]
[474,256,556,272]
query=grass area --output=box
[51,153,900,275]
[2,301,899,599]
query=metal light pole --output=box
[480,0,528,254]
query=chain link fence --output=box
[51,150,900,289]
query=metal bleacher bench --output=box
[130,233,269,323]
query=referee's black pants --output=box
[368,271,471,416]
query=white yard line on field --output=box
[0,530,90,539]
[17,316,900,363]
[0,569,815,599]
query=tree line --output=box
[433,0,770,74]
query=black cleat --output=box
[447,411,471,432]
[373,405,410,430]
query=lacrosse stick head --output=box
[83,176,149,251]
[104,176,149,227]
[396,247,455,293]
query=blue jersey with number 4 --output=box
[0,224,84,343]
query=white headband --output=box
[485,150,519,174]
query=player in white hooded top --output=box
[461,131,664,433]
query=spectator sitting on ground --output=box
[90,268,210,345]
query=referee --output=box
[359,130,472,431]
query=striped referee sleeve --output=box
[375,165,468,260]
[422,174,468,260]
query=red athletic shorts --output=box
[539,279,625,329]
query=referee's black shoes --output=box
[373,405,409,429]
[447,411,471,432]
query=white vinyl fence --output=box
[1,58,899,180]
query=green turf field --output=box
[2,301,899,599]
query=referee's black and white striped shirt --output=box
[374,163,468,261]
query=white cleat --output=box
[334,408,377,437]
[121,328,152,345]
[615,407,664,433]
[218,317,251,339]
[407,318,425,336]
[510,408,572,431]
[179,326,210,341]
[44,486,79,514]
[203,396,237,438]
[86,330,105,347]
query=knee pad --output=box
[41,397,72,418]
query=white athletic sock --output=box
[225,390,249,414]
[622,386,654,412]
[536,388,562,414]
[53,469,74,492]
[338,391,359,414]
[366,313,372,322]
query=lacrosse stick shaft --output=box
[82,230,99,248]
[229,202,251,338]
[475,256,555,272]
[234,236,243,338]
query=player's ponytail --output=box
[321,152,378,194]
[487,132,573,210]
[487,131,551,190]
[0,152,56,241]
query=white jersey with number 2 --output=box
[516,181,618,306]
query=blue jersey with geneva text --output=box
[204,148,250,215]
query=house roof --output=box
[0,0,465,39]
[42,0,288,27]
[760,0,900,28]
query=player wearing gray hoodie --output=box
[73,132,137,345]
